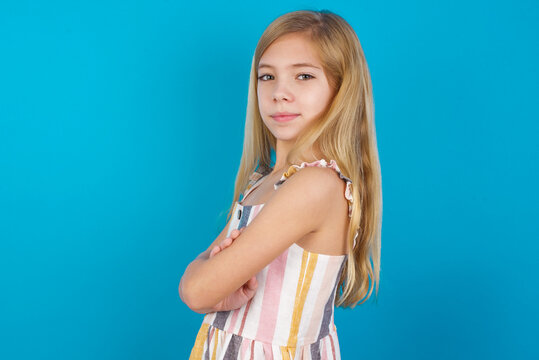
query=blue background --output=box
[1,0,538,359]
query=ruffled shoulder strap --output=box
[273,159,354,218]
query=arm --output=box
[180,167,342,312]
[179,210,235,313]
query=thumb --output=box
[247,276,257,289]
[243,278,258,298]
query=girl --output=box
[180,9,382,359]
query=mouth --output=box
[271,113,300,122]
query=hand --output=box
[209,227,258,312]
[209,227,246,257]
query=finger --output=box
[243,277,258,297]
[247,276,258,289]
[230,229,240,237]
[209,245,220,257]
[220,237,232,247]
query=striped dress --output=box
[189,159,354,359]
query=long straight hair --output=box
[227,9,383,308]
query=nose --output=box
[272,80,293,102]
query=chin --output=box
[273,134,299,142]
[264,124,301,141]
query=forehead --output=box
[258,33,321,68]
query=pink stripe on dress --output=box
[255,248,290,343]
[329,332,337,358]
[226,307,241,333]
[262,343,274,360]
[251,204,264,218]
[238,297,253,336]
[321,337,328,360]
[240,338,251,358]
[207,326,215,356]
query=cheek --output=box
[257,88,270,108]
[304,88,331,113]
[257,83,271,97]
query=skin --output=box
[257,31,335,175]
[179,32,348,314]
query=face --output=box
[257,32,334,144]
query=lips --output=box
[271,112,300,122]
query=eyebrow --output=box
[257,62,321,70]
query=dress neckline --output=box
[236,200,266,207]
[237,170,273,206]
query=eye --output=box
[258,74,273,81]
[298,73,314,80]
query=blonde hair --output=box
[226,9,383,308]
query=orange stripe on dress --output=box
[288,250,309,344]
[211,327,219,360]
[280,346,292,360]
[188,323,210,360]
[287,249,319,348]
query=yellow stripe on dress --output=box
[211,327,219,360]
[189,323,210,360]
[287,248,318,348]
[280,345,292,360]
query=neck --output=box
[270,139,324,176]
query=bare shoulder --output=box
[276,165,348,211]
[258,165,348,235]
